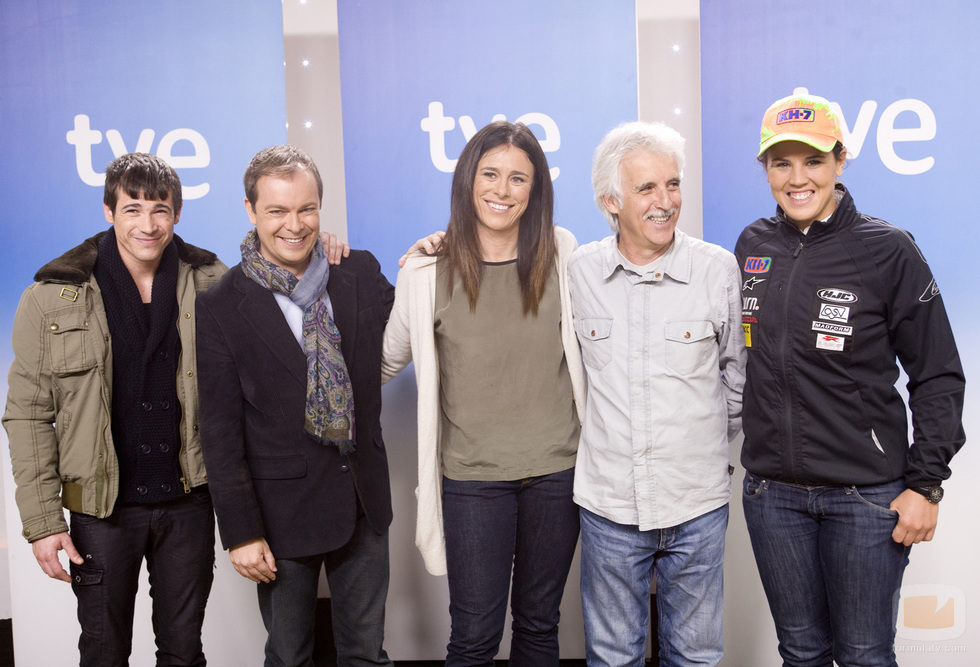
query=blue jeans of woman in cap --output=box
[743,472,911,667]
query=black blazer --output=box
[196,250,394,559]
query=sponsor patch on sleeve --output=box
[815,333,846,352]
[918,278,940,303]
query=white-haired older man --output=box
[568,121,745,666]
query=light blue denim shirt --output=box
[568,230,745,529]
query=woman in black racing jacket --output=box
[735,91,965,667]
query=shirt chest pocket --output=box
[574,317,613,371]
[45,311,98,375]
[664,320,716,375]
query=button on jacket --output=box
[568,230,745,530]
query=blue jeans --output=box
[256,514,392,667]
[742,472,911,667]
[69,489,215,667]
[579,504,728,667]
[441,467,579,666]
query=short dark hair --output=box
[243,145,323,209]
[103,153,182,214]
[442,121,556,315]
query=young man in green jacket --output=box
[3,153,226,666]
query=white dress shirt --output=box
[273,291,335,349]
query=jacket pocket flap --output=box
[46,311,90,334]
[69,564,103,586]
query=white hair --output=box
[591,121,686,231]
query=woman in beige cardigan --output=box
[382,121,586,666]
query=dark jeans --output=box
[442,467,579,667]
[69,489,215,667]
[256,513,392,667]
[743,472,911,667]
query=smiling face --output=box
[245,168,321,277]
[104,189,179,275]
[471,144,534,252]
[764,140,845,230]
[605,149,681,265]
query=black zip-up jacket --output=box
[735,185,965,488]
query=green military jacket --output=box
[2,232,226,542]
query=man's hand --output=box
[230,537,277,583]
[889,489,939,546]
[398,231,446,267]
[319,231,350,266]
[32,532,84,582]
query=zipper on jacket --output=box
[97,364,111,517]
[779,235,806,477]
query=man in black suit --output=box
[196,145,394,666]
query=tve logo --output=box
[896,584,966,641]
[420,102,561,180]
[66,114,211,199]
[793,87,937,176]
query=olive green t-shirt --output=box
[434,259,579,481]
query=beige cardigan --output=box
[381,226,586,575]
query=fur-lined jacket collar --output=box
[34,231,219,284]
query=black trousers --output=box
[69,489,215,667]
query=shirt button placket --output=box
[628,283,648,520]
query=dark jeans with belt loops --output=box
[743,472,910,667]
[442,466,579,667]
[69,488,215,667]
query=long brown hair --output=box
[441,121,556,315]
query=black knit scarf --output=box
[94,229,183,503]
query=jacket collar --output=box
[774,183,855,238]
[34,231,219,284]
[226,261,358,386]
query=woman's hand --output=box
[889,489,939,546]
[319,231,350,265]
[399,231,446,267]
